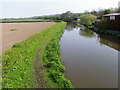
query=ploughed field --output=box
[0,22,56,54]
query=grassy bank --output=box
[2,22,73,88]
[41,28,73,88]
[0,19,52,23]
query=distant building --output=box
[103,13,120,31]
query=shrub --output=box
[79,14,97,27]
[94,18,107,31]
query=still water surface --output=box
[60,25,119,88]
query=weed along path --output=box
[1,22,56,54]
[2,22,73,88]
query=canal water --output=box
[60,24,119,88]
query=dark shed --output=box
[103,13,120,31]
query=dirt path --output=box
[35,44,46,88]
[34,31,56,88]
[0,22,56,54]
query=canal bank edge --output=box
[41,27,73,88]
[2,22,73,88]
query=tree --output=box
[61,11,76,22]
[79,14,97,27]
[103,9,113,15]
[91,10,99,16]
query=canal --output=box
[60,24,119,88]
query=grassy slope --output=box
[2,22,73,88]
[0,19,52,23]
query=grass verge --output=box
[2,22,73,88]
[40,26,73,88]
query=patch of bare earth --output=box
[0,22,56,54]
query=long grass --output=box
[2,22,73,88]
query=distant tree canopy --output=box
[32,11,79,22]
[91,11,99,16]
[103,9,113,15]
[32,15,61,21]
[60,11,77,22]
[79,14,97,26]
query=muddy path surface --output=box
[0,22,56,54]
[34,30,58,88]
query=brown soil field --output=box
[0,22,56,54]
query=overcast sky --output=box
[0,0,120,18]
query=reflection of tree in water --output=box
[79,28,96,38]
[65,25,74,31]
[65,23,79,31]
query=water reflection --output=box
[65,23,79,31]
[79,28,96,38]
[67,23,120,51]
[60,23,119,88]
[99,35,120,51]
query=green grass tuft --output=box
[10,29,17,31]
